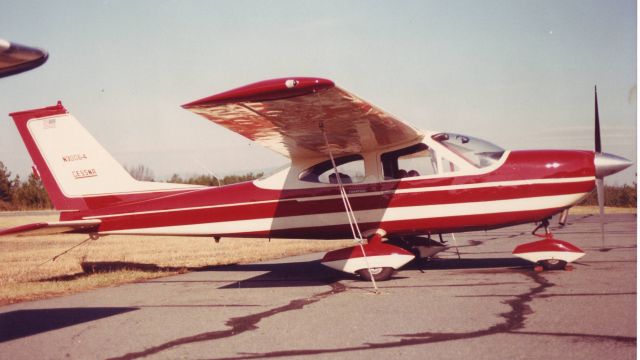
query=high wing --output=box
[182,77,423,158]
[0,219,101,237]
[0,39,48,78]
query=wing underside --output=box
[183,77,423,158]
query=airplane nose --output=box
[594,152,633,178]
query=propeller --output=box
[594,86,605,247]
[558,87,603,230]
[559,87,630,242]
[592,86,632,247]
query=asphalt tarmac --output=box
[0,213,636,359]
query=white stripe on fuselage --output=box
[87,176,594,220]
[100,192,588,236]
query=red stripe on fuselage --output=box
[201,208,566,239]
[93,179,592,233]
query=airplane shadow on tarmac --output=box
[409,257,532,271]
[0,307,138,342]
[213,257,533,289]
[41,256,533,290]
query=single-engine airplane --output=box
[0,77,632,281]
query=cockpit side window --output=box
[299,154,365,184]
[432,133,504,168]
[381,143,437,180]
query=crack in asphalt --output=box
[512,330,636,343]
[456,291,637,298]
[106,281,346,360]
[208,270,635,359]
[359,281,527,289]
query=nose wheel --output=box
[356,267,395,281]
[538,259,568,271]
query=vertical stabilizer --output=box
[10,102,201,211]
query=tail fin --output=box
[10,102,200,211]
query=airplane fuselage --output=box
[60,148,595,240]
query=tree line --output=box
[0,161,635,210]
[0,162,51,210]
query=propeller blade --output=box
[595,86,602,153]
[596,177,605,247]
[594,86,606,247]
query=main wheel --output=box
[356,267,394,281]
[539,259,567,271]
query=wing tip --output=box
[182,77,334,109]
[0,222,49,237]
[0,39,49,79]
[0,219,101,237]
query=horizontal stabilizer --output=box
[0,219,101,237]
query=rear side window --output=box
[381,143,437,179]
[299,154,365,184]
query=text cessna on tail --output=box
[1,78,632,281]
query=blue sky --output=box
[0,0,636,184]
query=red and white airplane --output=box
[0,77,632,281]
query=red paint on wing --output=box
[182,77,334,108]
[182,77,422,158]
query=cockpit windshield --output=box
[432,133,505,168]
